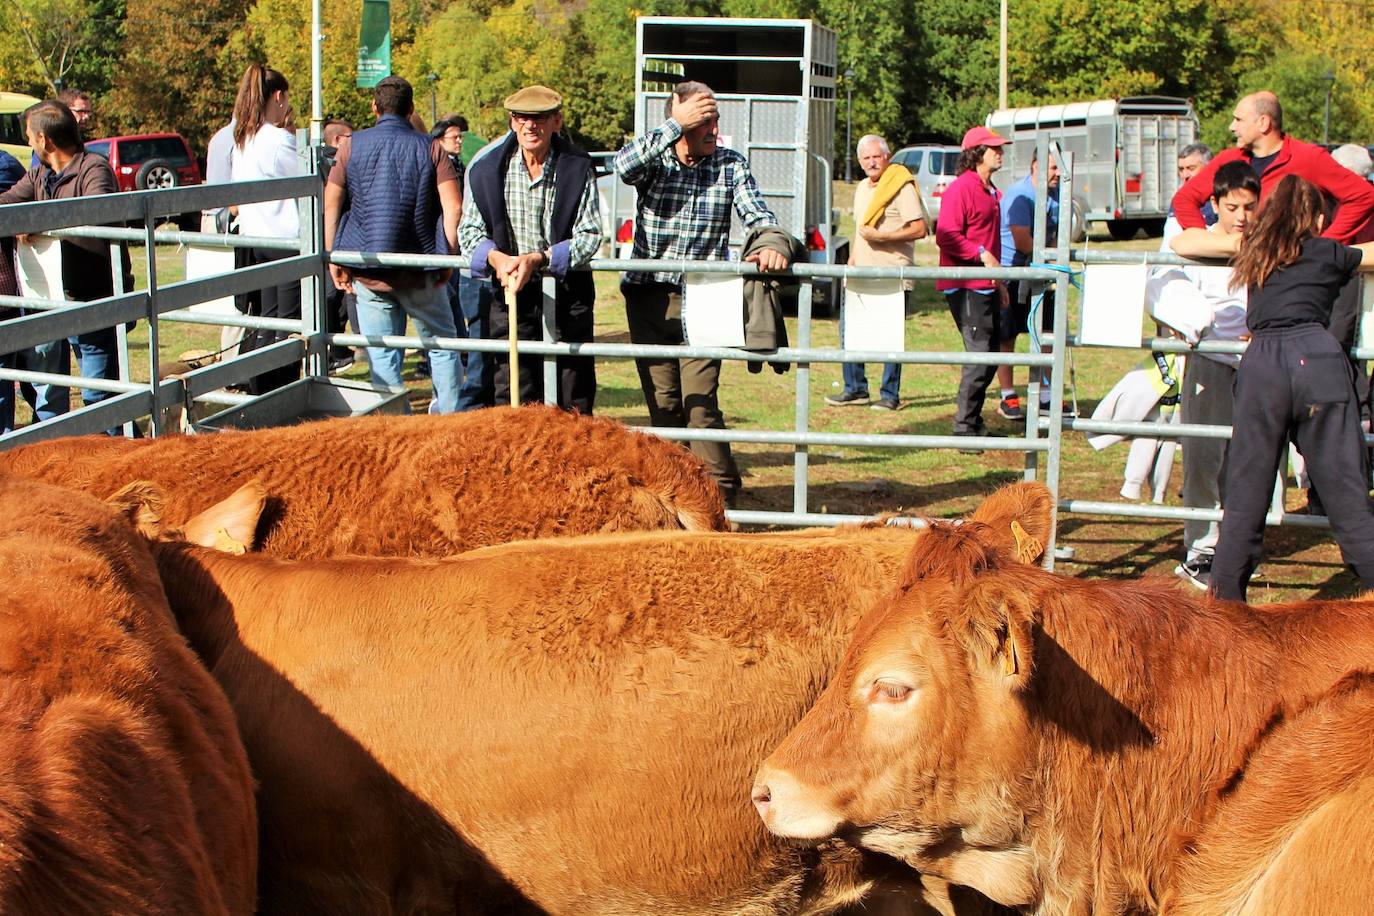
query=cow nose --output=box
[751,783,772,819]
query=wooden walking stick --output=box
[504,274,520,407]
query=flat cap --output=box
[504,85,562,115]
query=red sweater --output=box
[935,169,1002,292]
[1172,136,1374,243]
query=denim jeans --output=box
[19,338,71,423]
[68,327,119,407]
[456,272,493,411]
[355,279,461,414]
[838,302,901,401]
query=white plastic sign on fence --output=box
[1079,264,1148,348]
[682,273,746,347]
[842,278,905,352]
[16,235,63,299]
[185,246,238,315]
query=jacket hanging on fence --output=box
[740,225,807,374]
[1087,353,1184,502]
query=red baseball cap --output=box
[961,126,1010,150]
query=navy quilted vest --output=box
[335,114,437,256]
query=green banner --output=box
[357,0,391,88]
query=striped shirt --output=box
[457,145,602,268]
[614,118,777,286]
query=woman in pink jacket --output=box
[935,126,1011,449]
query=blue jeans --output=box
[838,303,901,401]
[69,327,119,408]
[456,272,493,411]
[17,338,71,423]
[355,279,461,415]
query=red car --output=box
[84,133,202,192]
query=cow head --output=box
[751,483,1052,907]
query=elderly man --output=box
[614,80,790,505]
[1173,92,1374,242]
[459,85,601,413]
[324,76,464,413]
[826,134,925,411]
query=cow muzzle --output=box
[751,767,844,840]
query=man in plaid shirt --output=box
[614,80,790,506]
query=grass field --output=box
[23,201,1357,604]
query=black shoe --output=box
[415,357,431,378]
[954,429,984,455]
[1174,557,1212,591]
[870,397,900,411]
[825,390,870,407]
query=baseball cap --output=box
[961,126,1010,150]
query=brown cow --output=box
[0,476,257,914]
[0,406,727,557]
[147,483,1053,915]
[753,490,1374,915]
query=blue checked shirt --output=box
[614,118,777,287]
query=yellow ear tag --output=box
[213,526,249,556]
[1010,520,1042,565]
[1002,644,1018,676]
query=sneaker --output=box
[1174,557,1212,591]
[870,397,900,411]
[997,395,1025,420]
[328,354,355,375]
[825,390,870,407]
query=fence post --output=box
[1043,145,1073,567]
[110,238,137,438]
[141,197,164,437]
[793,274,813,516]
[300,133,326,381]
[541,274,557,406]
[1024,135,1050,481]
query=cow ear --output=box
[181,480,266,554]
[106,480,167,540]
[958,580,1035,691]
[968,482,1053,566]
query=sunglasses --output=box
[510,112,554,124]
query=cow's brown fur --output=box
[0,407,728,557]
[149,484,1052,915]
[756,488,1374,915]
[0,476,257,914]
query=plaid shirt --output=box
[614,118,777,286]
[458,146,602,268]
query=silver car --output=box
[889,144,960,222]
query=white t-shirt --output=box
[1147,223,1247,366]
[230,123,300,239]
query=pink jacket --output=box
[936,169,1002,292]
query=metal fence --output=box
[0,141,1357,566]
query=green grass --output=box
[16,223,1358,603]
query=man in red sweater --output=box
[1172,91,1374,243]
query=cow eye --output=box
[871,678,913,703]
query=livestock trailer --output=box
[987,96,1201,240]
[626,16,846,311]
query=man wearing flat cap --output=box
[935,124,1012,449]
[458,84,602,413]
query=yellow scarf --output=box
[861,163,916,227]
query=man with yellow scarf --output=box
[826,135,928,411]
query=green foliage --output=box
[1200,50,1371,150]
[910,0,999,142]
[0,0,125,96]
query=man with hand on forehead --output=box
[613,80,789,506]
[460,85,601,413]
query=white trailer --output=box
[986,95,1201,240]
[625,16,846,311]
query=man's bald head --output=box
[1230,91,1283,154]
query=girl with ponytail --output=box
[229,62,302,394]
[1205,174,1374,600]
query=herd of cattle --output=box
[0,406,1368,915]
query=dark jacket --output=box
[334,114,439,259]
[741,225,806,373]
[0,149,132,301]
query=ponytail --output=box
[233,63,289,148]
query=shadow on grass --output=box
[740,469,1023,518]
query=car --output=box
[84,133,202,193]
[890,143,960,221]
[0,91,41,164]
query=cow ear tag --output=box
[213,527,249,556]
[1010,520,1042,565]
[1001,642,1018,677]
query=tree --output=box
[1201,50,1372,150]
[0,0,124,96]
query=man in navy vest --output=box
[458,85,602,413]
[324,76,463,413]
